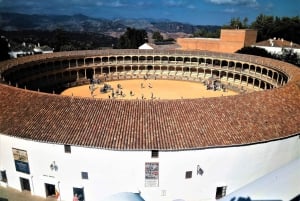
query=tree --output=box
[236,46,299,67]
[152,31,164,42]
[242,17,249,28]
[117,27,148,49]
[250,15,300,44]
[223,17,249,29]
[0,36,10,61]
[280,48,299,66]
[236,46,273,58]
[53,29,68,52]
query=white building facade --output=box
[1,133,299,201]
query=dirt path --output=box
[61,79,237,100]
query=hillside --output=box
[0,12,220,35]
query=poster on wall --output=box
[145,162,159,187]
[12,148,30,174]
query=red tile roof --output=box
[0,52,300,150]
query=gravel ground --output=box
[0,186,56,201]
[61,79,237,99]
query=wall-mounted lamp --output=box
[197,165,204,176]
[50,161,58,171]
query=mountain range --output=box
[0,12,220,35]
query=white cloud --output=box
[96,1,104,6]
[94,0,126,7]
[109,0,126,7]
[187,4,196,9]
[164,0,186,7]
[224,8,236,13]
[207,0,258,7]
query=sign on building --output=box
[145,162,159,187]
[12,148,30,174]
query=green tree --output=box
[0,36,10,61]
[53,29,68,52]
[280,48,299,66]
[193,28,220,38]
[236,46,273,58]
[242,17,249,28]
[152,31,164,42]
[117,27,148,49]
[250,15,300,44]
[223,17,249,29]
[251,14,274,42]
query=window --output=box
[185,171,192,179]
[64,145,71,153]
[151,150,159,158]
[0,170,7,182]
[81,172,88,180]
[215,186,227,199]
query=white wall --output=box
[0,133,299,201]
[254,45,300,56]
[219,157,300,201]
[139,43,154,50]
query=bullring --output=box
[0,49,300,201]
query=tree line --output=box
[222,14,300,44]
[224,15,300,67]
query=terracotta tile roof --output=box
[0,51,300,150]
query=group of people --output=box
[141,82,152,89]
[87,81,158,100]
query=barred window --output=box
[64,145,71,153]
[151,150,159,158]
[216,186,227,199]
[0,171,7,182]
[185,171,192,179]
[81,172,88,179]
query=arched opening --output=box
[206,58,212,65]
[191,57,198,64]
[86,68,94,80]
[154,56,160,62]
[102,57,108,63]
[94,57,101,64]
[221,60,228,68]
[235,62,242,71]
[117,56,123,63]
[262,68,268,77]
[124,56,131,63]
[147,56,153,63]
[176,57,183,63]
[132,56,138,63]
[213,59,220,67]
[125,66,131,71]
[228,61,235,68]
[139,56,146,63]
[162,56,168,63]
[147,65,153,70]
[109,56,116,63]
[242,63,249,72]
[85,58,93,66]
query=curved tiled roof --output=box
[0,50,300,150]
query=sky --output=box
[0,0,299,25]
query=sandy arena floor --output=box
[61,79,237,100]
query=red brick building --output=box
[177,29,257,53]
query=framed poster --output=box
[12,148,30,174]
[145,162,159,187]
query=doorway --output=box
[73,187,85,201]
[45,183,56,197]
[20,177,31,191]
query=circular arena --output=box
[0,49,300,201]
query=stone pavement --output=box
[0,186,56,201]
